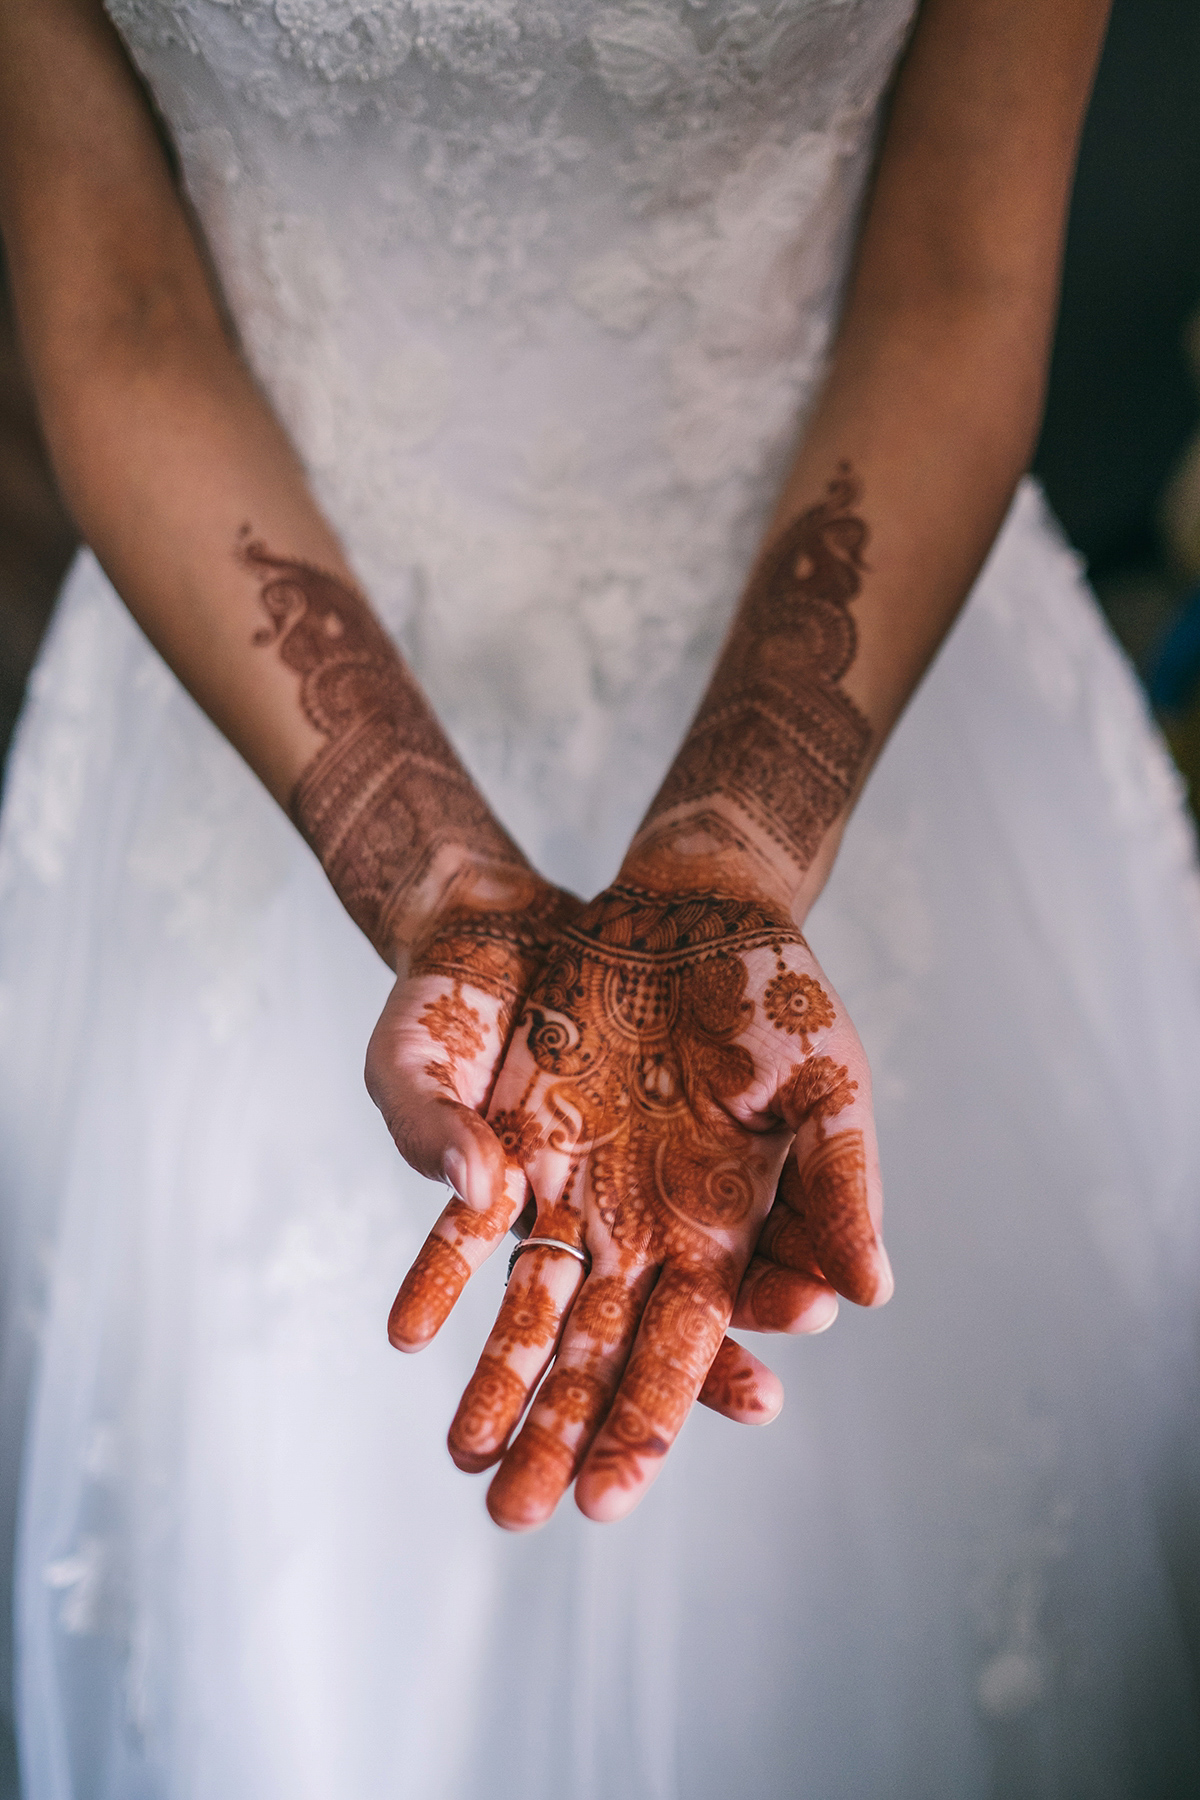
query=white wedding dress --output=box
[2,0,1200,1794]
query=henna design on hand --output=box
[642,464,871,878]
[762,965,836,1049]
[738,1052,880,1324]
[520,886,787,1266]
[697,1336,771,1417]
[490,1278,560,1353]
[391,1235,472,1346]
[447,1354,530,1470]
[779,1053,859,1127]
[784,1128,874,1304]
[243,537,525,957]
[570,1276,641,1350]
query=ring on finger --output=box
[506,1237,590,1286]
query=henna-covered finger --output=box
[575,1264,734,1524]
[727,1256,839,1334]
[776,1036,892,1308]
[782,1130,891,1307]
[366,969,517,1197]
[487,1265,653,1530]
[697,1334,784,1420]
[447,1246,586,1473]
[388,1172,526,1351]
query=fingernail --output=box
[874,1241,895,1303]
[443,1147,468,1204]
[808,1290,840,1334]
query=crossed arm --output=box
[0,0,1111,1525]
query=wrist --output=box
[620,799,843,927]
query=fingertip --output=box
[387,1293,431,1353]
[448,1434,504,1475]
[866,1246,895,1308]
[486,1499,543,1534]
[747,1369,785,1422]
[444,1114,509,1214]
[574,1477,638,1525]
[806,1288,840,1334]
[485,1477,552,1533]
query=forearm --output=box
[54,336,532,960]
[1,0,529,968]
[629,0,1111,918]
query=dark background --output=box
[1,0,1200,774]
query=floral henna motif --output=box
[490,1106,546,1167]
[243,536,526,956]
[418,989,485,1061]
[754,1054,873,1305]
[780,1054,858,1128]
[570,1277,641,1350]
[642,464,872,873]
[491,1276,561,1353]
[536,1364,611,1428]
[763,966,835,1049]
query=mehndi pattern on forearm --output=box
[644,463,872,875]
[243,535,524,953]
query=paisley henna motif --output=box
[449,1355,529,1468]
[486,1422,579,1525]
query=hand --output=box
[373,862,788,1431]
[391,853,892,1530]
[365,861,576,1223]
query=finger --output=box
[775,1018,892,1307]
[727,1256,839,1334]
[366,973,510,1209]
[388,1165,526,1352]
[447,1236,589,1473]
[486,1264,654,1531]
[697,1335,784,1420]
[779,1128,892,1307]
[575,1264,734,1524]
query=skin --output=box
[0,0,1112,1521]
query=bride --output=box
[2,0,1199,1791]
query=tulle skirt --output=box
[2,483,1199,1799]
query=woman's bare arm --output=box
[630,0,1114,916]
[0,0,543,970]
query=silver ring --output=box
[506,1236,590,1286]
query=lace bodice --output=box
[105,0,915,889]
